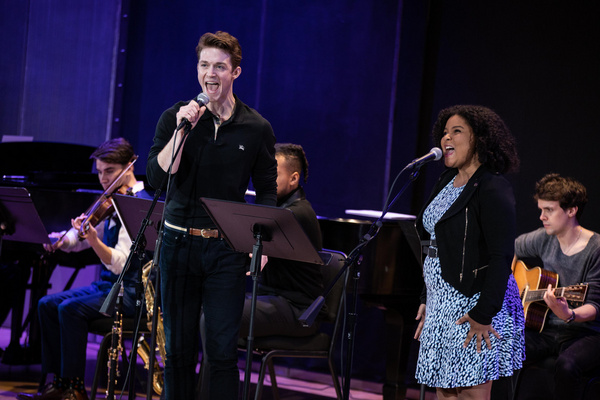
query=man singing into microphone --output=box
[146,31,277,400]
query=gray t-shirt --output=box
[515,227,600,332]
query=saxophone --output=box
[137,260,166,395]
[106,284,123,400]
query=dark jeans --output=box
[493,323,600,400]
[160,225,247,400]
[198,293,320,398]
[523,324,600,400]
[37,280,136,378]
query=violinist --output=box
[17,138,149,400]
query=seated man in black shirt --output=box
[240,142,324,338]
[198,143,323,395]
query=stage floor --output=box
[0,327,432,399]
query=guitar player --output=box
[493,173,600,399]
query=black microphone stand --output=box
[144,123,193,400]
[98,194,159,400]
[98,184,164,400]
[299,162,427,400]
[99,122,191,400]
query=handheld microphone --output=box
[406,147,443,169]
[176,92,210,131]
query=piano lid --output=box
[0,141,99,190]
[0,141,96,174]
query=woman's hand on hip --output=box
[456,312,500,353]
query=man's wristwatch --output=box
[564,309,576,323]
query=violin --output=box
[77,156,138,239]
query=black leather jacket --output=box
[416,165,516,325]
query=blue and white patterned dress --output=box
[416,177,525,388]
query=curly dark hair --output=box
[534,173,588,220]
[432,105,520,174]
[275,143,309,183]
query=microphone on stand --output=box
[176,92,210,131]
[406,147,443,169]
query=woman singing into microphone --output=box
[413,105,525,400]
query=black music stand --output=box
[0,187,52,246]
[201,197,322,264]
[199,197,323,400]
[0,187,54,366]
[112,194,165,252]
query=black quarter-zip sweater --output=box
[147,95,277,228]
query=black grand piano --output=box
[0,141,104,364]
[319,213,424,400]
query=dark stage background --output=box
[2,0,599,233]
[1,0,599,387]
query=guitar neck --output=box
[514,260,587,332]
[524,287,568,302]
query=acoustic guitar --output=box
[512,259,588,332]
